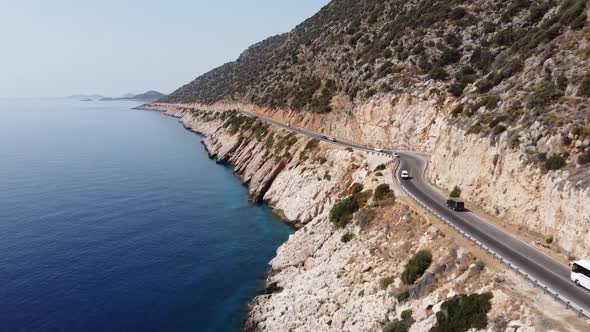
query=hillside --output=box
[150,0,590,268]
[162,0,590,169]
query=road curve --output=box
[240,110,590,317]
[396,152,590,315]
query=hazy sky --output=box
[0,1,330,98]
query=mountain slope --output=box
[163,0,588,118]
[151,0,590,266]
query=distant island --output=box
[100,91,166,102]
[68,94,104,100]
[68,91,166,102]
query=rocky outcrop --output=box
[146,97,590,259]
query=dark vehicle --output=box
[446,198,465,211]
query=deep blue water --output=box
[0,99,292,331]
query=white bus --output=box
[571,260,590,290]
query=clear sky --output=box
[0,1,330,98]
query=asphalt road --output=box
[241,110,590,316]
[396,152,590,314]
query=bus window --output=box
[572,263,590,278]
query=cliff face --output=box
[148,106,583,331]
[150,0,590,258]
[147,93,590,258]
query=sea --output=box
[0,98,292,331]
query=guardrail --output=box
[396,177,590,321]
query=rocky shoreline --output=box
[140,104,587,331]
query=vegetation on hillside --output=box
[401,250,433,284]
[162,0,590,171]
[431,293,493,332]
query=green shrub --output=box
[383,309,415,332]
[341,232,354,243]
[450,186,462,198]
[470,48,493,71]
[375,171,384,176]
[431,293,493,332]
[380,276,395,289]
[545,154,566,170]
[466,124,482,135]
[428,66,449,81]
[438,48,461,66]
[448,82,466,97]
[329,191,372,228]
[351,182,364,194]
[304,138,320,151]
[546,236,554,244]
[449,7,467,20]
[493,125,507,135]
[374,183,392,201]
[396,289,410,302]
[488,115,507,128]
[476,72,503,93]
[374,164,386,171]
[401,250,432,285]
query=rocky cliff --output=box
[150,0,590,258]
[146,105,585,331]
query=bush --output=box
[383,309,415,332]
[401,250,433,285]
[493,125,507,135]
[374,164,386,171]
[546,236,554,244]
[304,138,320,151]
[329,191,372,228]
[448,82,466,97]
[428,66,449,81]
[450,7,467,20]
[471,48,493,71]
[396,289,410,302]
[380,276,395,289]
[545,154,566,170]
[450,186,462,198]
[351,182,364,194]
[374,183,392,200]
[375,171,384,176]
[431,293,493,332]
[438,48,461,66]
[341,232,354,243]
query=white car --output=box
[328,137,336,142]
[401,170,410,179]
[374,148,383,152]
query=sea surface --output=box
[0,98,292,331]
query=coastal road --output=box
[240,110,590,318]
[396,152,590,316]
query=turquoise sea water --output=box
[0,98,292,331]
